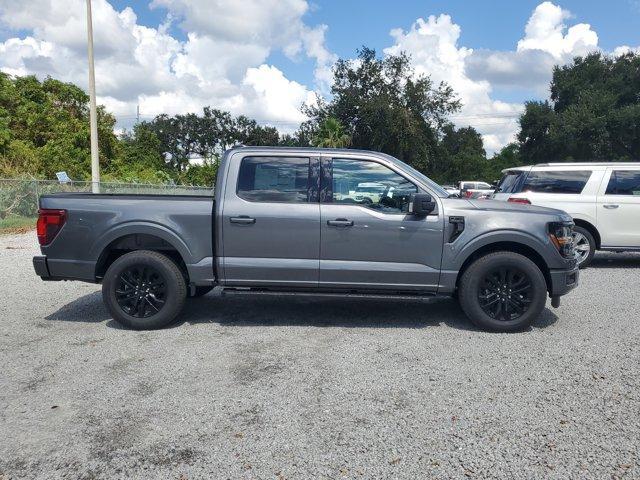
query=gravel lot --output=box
[1,231,639,479]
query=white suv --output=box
[493,163,640,267]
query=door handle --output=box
[603,204,619,209]
[327,218,354,227]
[230,216,256,225]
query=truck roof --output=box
[502,162,640,173]
[225,145,393,157]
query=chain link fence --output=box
[0,179,214,219]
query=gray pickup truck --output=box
[33,147,579,332]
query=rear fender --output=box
[92,222,194,273]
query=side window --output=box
[237,156,310,203]
[522,170,592,194]
[331,158,418,214]
[606,170,640,196]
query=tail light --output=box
[508,197,531,205]
[37,209,67,246]
[548,222,574,258]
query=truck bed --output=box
[38,193,215,284]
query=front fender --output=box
[447,229,560,271]
[437,229,562,295]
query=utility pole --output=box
[86,0,100,193]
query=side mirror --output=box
[409,193,436,216]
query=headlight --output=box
[548,221,575,258]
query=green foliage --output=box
[436,124,486,183]
[311,117,351,148]
[0,215,36,233]
[144,108,282,172]
[305,47,461,177]
[177,162,219,186]
[0,73,120,180]
[519,52,640,163]
[4,49,636,191]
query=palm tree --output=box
[311,117,351,148]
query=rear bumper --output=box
[33,255,96,282]
[33,255,54,280]
[548,263,579,297]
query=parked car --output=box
[492,162,640,267]
[459,181,494,199]
[33,147,579,332]
[340,182,390,204]
[441,184,460,197]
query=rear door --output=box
[319,156,444,291]
[597,168,640,247]
[517,169,597,220]
[220,154,320,287]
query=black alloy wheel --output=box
[116,265,167,318]
[477,266,532,321]
[102,250,187,329]
[458,251,547,332]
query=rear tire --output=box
[458,251,547,332]
[572,226,596,268]
[102,250,187,330]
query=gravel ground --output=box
[1,231,639,480]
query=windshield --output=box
[496,170,527,193]
[394,162,449,198]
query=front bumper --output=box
[548,263,579,297]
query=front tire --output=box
[102,250,187,330]
[458,251,548,332]
[572,226,596,268]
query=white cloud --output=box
[384,14,523,154]
[468,2,600,95]
[0,0,333,130]
[0,0,636,155]
[614,45,640,56]
[517,1,598,58]
[384,2,611,154]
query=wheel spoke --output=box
[512,283,531,295]
[115,264,166,319]
[477,266,533,322]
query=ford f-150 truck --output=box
[33,147,579,332]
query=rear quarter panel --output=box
[39,194,214,283]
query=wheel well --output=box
[456,242,551,292]
[572,219,601,249]
[95,234,188,280]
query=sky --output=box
[0,0,638,155]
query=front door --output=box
[221,154,320,287]
[597,168,640,247]
[319,157,444,291]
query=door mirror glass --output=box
[409,193,436,216]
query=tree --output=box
[518,52,640,163]
[0,73,119,179]
[311,117,351,148]
[438,124,486,183]
[305,47,461,176]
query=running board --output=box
[221,288,437,301]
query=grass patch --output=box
[0,215,36,234]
